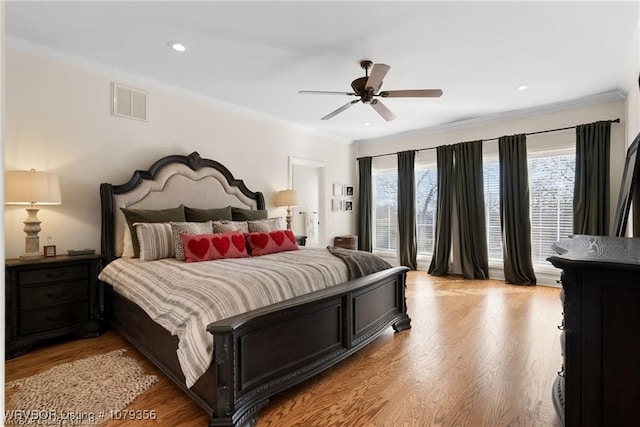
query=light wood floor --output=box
[5,272,563,426]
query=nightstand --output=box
[5,254,102,359]
[334,235,358,250]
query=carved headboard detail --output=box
[100,151,265,262]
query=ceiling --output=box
[5,1,639,143]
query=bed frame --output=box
[100,151,411,427]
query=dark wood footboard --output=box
[106,266,410,427]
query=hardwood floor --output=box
[5,272,563,426]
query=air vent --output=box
[111,82,148,121]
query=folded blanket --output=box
[327,246,392,279]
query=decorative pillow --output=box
[122,226,134,258]
[247,218,283,232]
[121,205,186,257]
[134,223,175,261]
[245,230,299,256]
[212,220,249,233]
[185,206,232,222]
[170,221,213,261]
[231,207,268,221]
[181,231,249,262]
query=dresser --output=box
[548,235,640,427]
[5,254,102,359]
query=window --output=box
[373,168,437,255]
[483,152,575,266]
[483,161,502,261]
[416,168,438,255]
[528,153,575,265]
[373,172,397,251]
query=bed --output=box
[99,151,411,427]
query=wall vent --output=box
[111,82,148,121]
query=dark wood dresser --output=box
[5,254,102,359]
[548,235,640,427]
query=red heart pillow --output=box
[181,231,249,262]
[187,237,210,259]
[245,230,299,256]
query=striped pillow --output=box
[134,222,175,261]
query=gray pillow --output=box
[185,206,232,222]
[231,207,268,221]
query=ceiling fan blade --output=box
[299,90,356,96]
[321,99,360,120]
[365,63,390,92]
[370,99,396,121]
[379,89,443,98]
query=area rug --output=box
[6,349,158,426]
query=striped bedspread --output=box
[98,248,349,388]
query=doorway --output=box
[289,157,325,247]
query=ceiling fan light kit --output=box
[300,60,443,121]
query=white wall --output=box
[3,48,355,259]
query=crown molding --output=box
[5,36,352,145]
[355,90,627,146]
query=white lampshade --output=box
[5,170,62,205]
[275,189,298,207]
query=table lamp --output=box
[5,169,62,260]
[275,189,298,230]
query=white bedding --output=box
[98,248,349,388]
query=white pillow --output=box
[122,226,134,258]
[170,221,213,261]
[212,220,249,233]
[134,222,175,261]
[247,218,283,232]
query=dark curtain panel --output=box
[357,157,373,252]
[454,141,489,279]
[574,121,612,235]
[397,151,417,269]
[498,134,537,285]
[428,145,454,275]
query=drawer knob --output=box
[45,271,68,279]
[45,291,67,300]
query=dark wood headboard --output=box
[100,151,265,263]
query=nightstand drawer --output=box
[19,280,89,310]
[19,303,89,336]
[19,264,88,285]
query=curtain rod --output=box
[357,118,621,160]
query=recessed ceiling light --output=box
[363,122,371,126]
[168,41,187,52]
[517,84,528,91]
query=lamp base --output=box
[286,207,293,230]
[19,252,44,261]
[21,207,43,260]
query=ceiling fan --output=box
[299,60,443,121]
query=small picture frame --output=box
[44,245,57,257]
[344,200,353,212]
[344,185,354,197]
[332,198,343,212]
[333,183,343,197]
